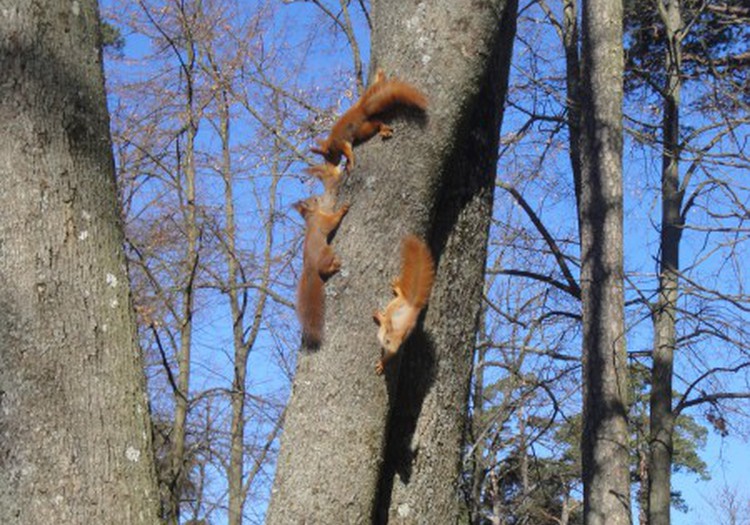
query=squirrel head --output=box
[304,163,342,186]
[311,139,343,166]
[310,139,330,157]
[292,196,321,219]
[373,310,398,353]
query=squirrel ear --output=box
[304,165,323,178]
[311,140,328,156]
[292,200,307,216]
[373,311,383,326]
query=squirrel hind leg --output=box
[318,248,342,278]
[342,142,355,172]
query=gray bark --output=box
[649,1,684,524]
[0,1,161,523]
[378,1,517,522]
[266,0,517,523]
[578,0,631,523]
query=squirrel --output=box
[311,69,427,172]
[373,235,435,375]
[304,162,343,211]
[294,195,349,348]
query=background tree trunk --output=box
[169,24,198,522]
[578,0,631,523]
[649,1,684,524]
[0,1,160,523]
[267,0,517,523]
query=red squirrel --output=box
[373,235,435,375]
[294,195,349,348]
[311,69,427,172]
[304,163,343,211]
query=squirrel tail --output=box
[362,80,428,117]
[297,266,325,348]
[399,235,435,309]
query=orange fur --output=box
[304,163,343,212]
[294,196,349,348]
[311,70,428,171]
[372,235,435,374]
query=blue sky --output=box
[100,0,749,522]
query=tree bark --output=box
[267,0,517,523]
[0,1,161,523]
[648,1,684,524]
[378,1,518,522]
[578,0,631,523]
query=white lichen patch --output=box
[78,230,89,241]
[106,273,118,287]
[125,446,141,462]
[110,298,119,309]
[397,503,411,517]
[71,1,80,16]
[406,3,428,32]
[82,210,91,221]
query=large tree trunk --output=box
[266,0,517,523]
[648,1,684,524]
[0,1,160,523]
[377,1,518,522]
[578,0,631,523]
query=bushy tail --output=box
[362,80,428,117]
[297,267,324,348]
[399,235,435,309]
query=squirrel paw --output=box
[375,360,385,376]
[379,125,394,139]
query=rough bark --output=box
[378,1,517,521]
[648,1,684,524]
[470,300,489,525]
[0,1,161,523]
[266,0,517,523]
[578,0,631,523]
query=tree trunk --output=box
[648,1,684,524]
[563,0,583,215]
[470,299,489,525]
[578,0,631,523]
[219,87,247,525]
[0,1,160,523]
[378,1,518,522]
[169,27,199,523]
[266,0,517,523]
